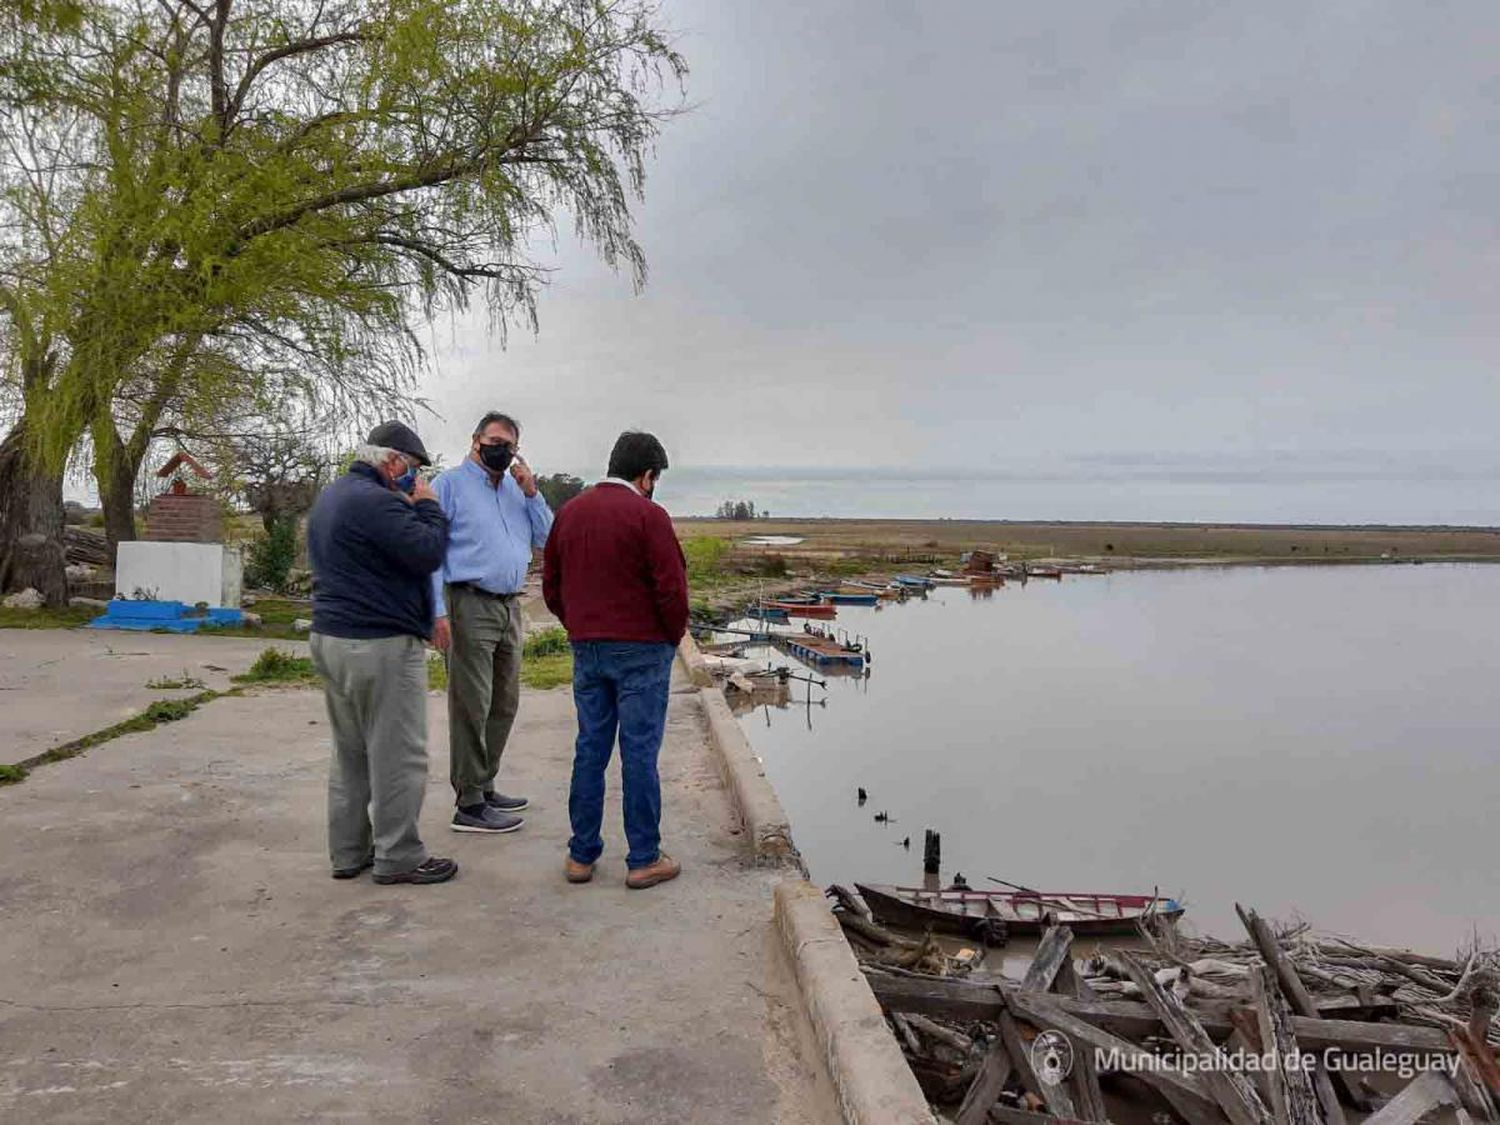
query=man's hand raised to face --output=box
[411,475,438,504]
[510,454,538,498]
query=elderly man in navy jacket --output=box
[306,421,457,886]
[542,431,689,890]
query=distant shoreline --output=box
[679,515,1500,533]
[671,516,1500,565]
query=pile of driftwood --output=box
[830,886,1499,1125]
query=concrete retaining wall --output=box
[680,636,935,1124]
[774,880,937,1125]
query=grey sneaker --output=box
[483,790,529,813]
[451,805,525,834]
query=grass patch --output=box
[146,670,207,691]
[0,604,98,630]
[0,763,27,785]
[204,596,309,640]
[233,647,318,685]
[428,653,447,691]
[521,652,572,690]
[521,626,572,690]
[523,627,570,658]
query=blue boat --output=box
[893,575,935,589]
[745,606,790,623]
[818,592,879,606]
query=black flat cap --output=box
[367,420,432,467]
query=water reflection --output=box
[725,565,1500,953]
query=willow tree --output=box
[0,0,684,601]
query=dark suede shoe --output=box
[373,857,458,885]
[483,790,529,813]
[451,805,524,834]
[332,856,374,880]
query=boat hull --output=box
[762,601,837,619]
[855,883,1183,937]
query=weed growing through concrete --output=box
[7,689,228,782]
[233,648,318,685]
[146,669,207,690]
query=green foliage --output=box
[142,697,199,723]
[244,517,299,592]
[427,653,448,691]
[536,473,585,511]
[682,536,729,586]
[0,763,27,785]
[520,625,571,688]
[523,626,570,658]
[233,647,317,684]
[0,0,688,593]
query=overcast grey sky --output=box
[419,0,1500,480]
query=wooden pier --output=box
[774,632,866,668]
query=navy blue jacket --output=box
[307,462,449,640]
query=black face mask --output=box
[478,442,514,473]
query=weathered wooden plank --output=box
[1359,1072,1458,1125]
[864,972,1454,1057]
[1057,956,1101,1003]
[999,1006,1079,1118]
[1237,905,1362,1122]
[1007,990,1220,1115]
[1251,961,1324,1125]
[957,1039,1016,1125]
[835,908,918,949]
[908,1012,974,1055]
[1024,925,1076,993]
[1118,951,1275,1125]
[1054,932,1110,1123]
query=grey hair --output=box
[354,444,401,467]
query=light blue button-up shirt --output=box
[430,457,554,617]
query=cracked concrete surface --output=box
[0,636,838,1123]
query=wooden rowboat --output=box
[854,883,1184,937]
[762,600,837,619]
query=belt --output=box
[449,581,519,600]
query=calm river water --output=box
[729,564,1499,953]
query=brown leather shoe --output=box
[565,857,594,884]
[626,853,680,890]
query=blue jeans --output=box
[568,641,677,870]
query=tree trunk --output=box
[0,422,69,606]
[94,426,139,555]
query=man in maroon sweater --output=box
[542,432,689,889]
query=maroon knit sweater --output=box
[542,482,689,645]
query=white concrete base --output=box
[114,542,243,608]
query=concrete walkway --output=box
[0,637,838,1123]
[1,630,304,766]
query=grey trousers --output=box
[445,584,523,808]
[310,632,429,877]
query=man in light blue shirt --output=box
[430,411,554,834]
